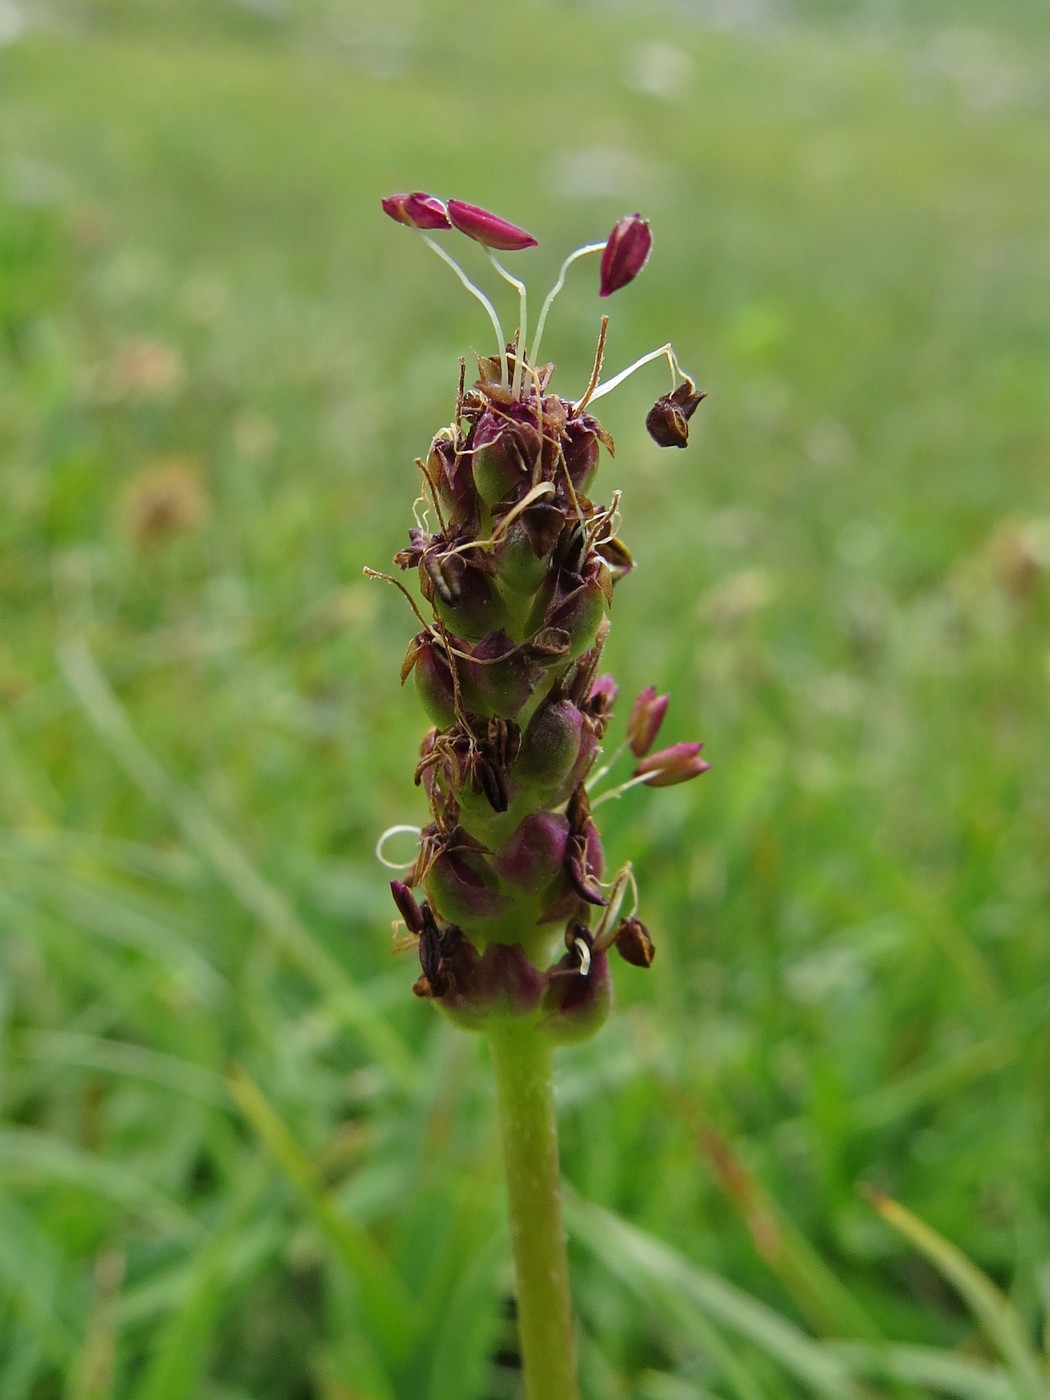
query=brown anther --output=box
[614,916,656,968]
[645,379,707,449]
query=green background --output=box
[2,0,1049,1395]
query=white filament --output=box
[375,824,421,870]
[487,251,528,397]
[422,236,508,386]
[530,242,605,368]
[585,342,683,406]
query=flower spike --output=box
[381,191,452,231]
[447,199,538,251]
[600,213,652,297]
[372,198,713,1400]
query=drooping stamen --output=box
[362,566,434,633]
[422,235,508,386]
[414,454,446,533]
[530,241,605,367]
[486,250,528,398]
[583,341,686,407]
[589,769,669,809]
[571,935,591,977]
[584,736,630,795]
[590,863,636,953]
[488,481,557,544]
[376,824,423,870]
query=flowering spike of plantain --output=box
[373,198,707,1022]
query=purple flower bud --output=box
[492,502,564,596]
[425,437,477,520]
[447,199,537,251]
[403,632,458,728]
[381,191,452,231]
[599,214,652,297]
[645,379,707,449]
[562,416,601,493]
[467,631,540,718]
[626,686,670,758]
[544,574,607,663]
[515,696,585,793]
[424,553,504,641]
[470,407,539,506]
[390,879,424,934]
[426,846,508,924]
[559,721,600,800]
[493,812,570,892]
[443,942,546,1027]
[633,741,710,788]
[541,942,612,1044]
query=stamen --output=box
[489,481,556,543]
[422,235,508,386]
[410,490,430,533]
[585,342,686,407]
[362,567,433,632]
[430,482,556,562]
[391,923,419,953]
[573,937,592,977]
[487,251,528,398]
[591,863,635,952]
[589,770,666,808]
[585,738,629,793]
[530,241,605,367]
[376,824,421,870]
[586,490,621,551]
[415,454,446,532]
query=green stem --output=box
[487,1021,579,1400]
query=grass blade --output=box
[831,1341,1014,1400]
[566,1192,868,1399]
[226,1064,418,1367]
[865,1189,1047,1400]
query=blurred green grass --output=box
[2,0,1049,1396]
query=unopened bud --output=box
[426,847,508,924]
[515,696,585,794]
[471,409,538,506]
[403,633,458,729]
[493,812,571,892]
[544,575,607,662]
[542,941,612,1043]
[467,631,539,718]
[443,942,546,1027]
